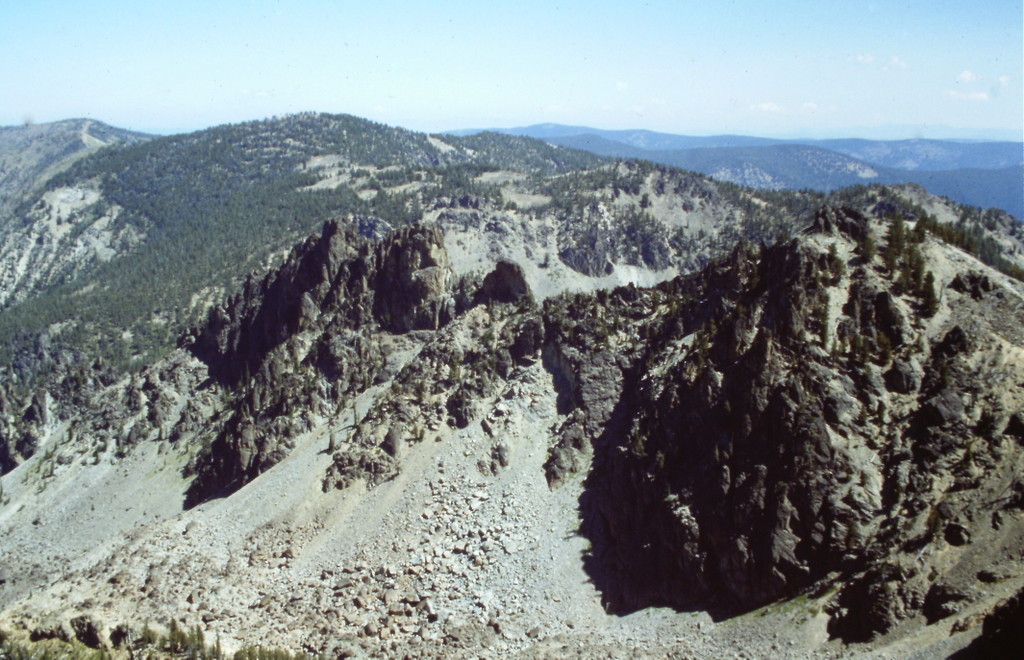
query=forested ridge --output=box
[0,113,602,379]
[0,113,1019,394]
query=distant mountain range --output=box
[452,124,1024,218]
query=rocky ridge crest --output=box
[0,205,1022,657]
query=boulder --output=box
[70,615,104,648]
[885,358,920,394]
[381,426,406,458]
[919,389,966,428]
[923,583,971,623]
[475,260,532,305]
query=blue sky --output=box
[2,0,1021,139]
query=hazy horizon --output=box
[6,113,1022,145]
[3,1,1021,141]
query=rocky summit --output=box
[0,117,1022,659]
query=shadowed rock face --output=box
[540,208,1024,639]
[370,224,454,333]
[183,221,456,506]
[180,220,540,508]
[585,243,871,613]
[187,221,453,387]
[186,221,360,386]
[475,260,533,306]
[952,586,1024,658]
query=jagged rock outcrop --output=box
[183,220,544,506]
[0,390,43,473]
[475,260,533,306]
[541,288,642,485]
[370,224,454,333]
[539,206,1024,639]
[187,220,452,385]
[183,220,457,505]
[559,238,873,613]
[323,271,542,491]
[0,360,119,475]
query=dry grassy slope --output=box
[1,212,1023,658]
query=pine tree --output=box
[813,292,831,347]
[921,271,939,317]
[884,217,906,271]
[827,243,846,283]
[904,243,925,292]
[858,232,877,262]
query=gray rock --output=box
[885,358,920,394]
[944,523,971,546]
[923,583,971,623]
[476,260,533,305]
[70,615,104,649]
[381,426,406,458]
[920,389,966,427]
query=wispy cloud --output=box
[749,101,832,116]
[852,53,908,72]
[750,101,785,114]
[998,74,1010,87]
[945,89,990,101]
[956,70,979,83]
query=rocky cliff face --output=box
[540,206,1024,640]
[187,221,453,384]
[182,221,460,505]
